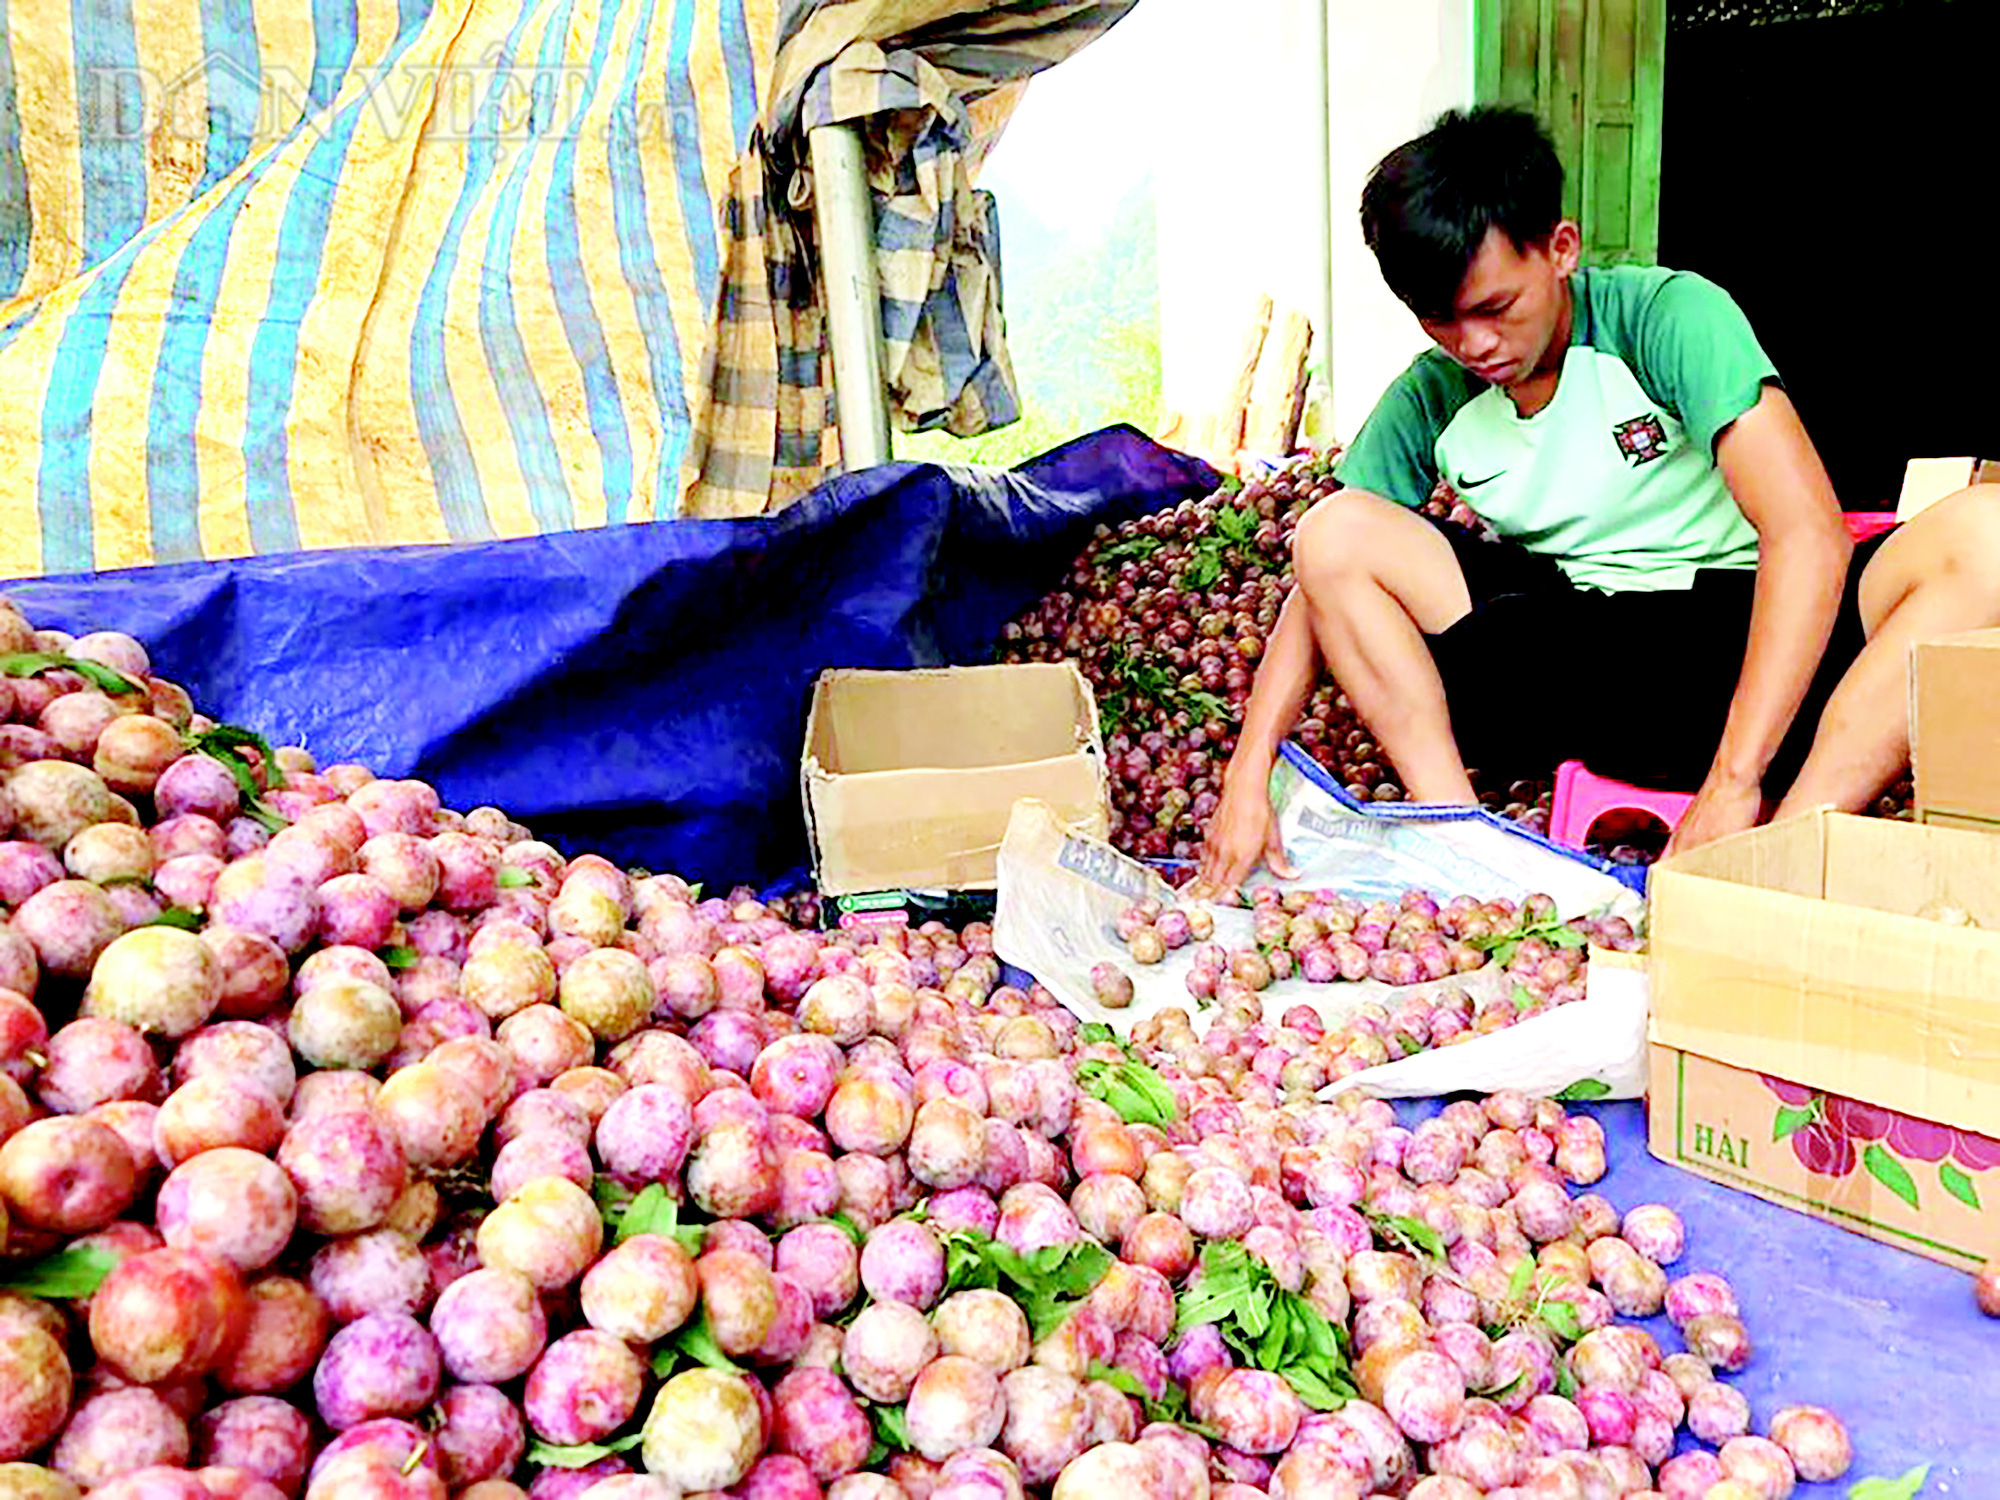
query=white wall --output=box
[1150,0,1474,444]
[1324,0,1475,439]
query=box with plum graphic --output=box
[1646,810,2000,1270]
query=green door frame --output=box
[1473,0,1665,265]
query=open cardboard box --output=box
[1912,627,2000,832]
[801,663,1109,904]
[1648,809,2000,1270]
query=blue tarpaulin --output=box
[3,427,1215,889]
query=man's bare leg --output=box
[1291,491,1480,804]
[1776,485,2000,818]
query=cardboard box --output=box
[801,663,1109,898]
[1912,628,2000,830]
[1891,455,1995,521]
[1648,810,2000,1269]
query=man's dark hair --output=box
[1360,105,1566,320]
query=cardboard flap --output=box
[1650,811,2000,1138]
[805,663,1101,773]
[1911,629,2000,825]
[811,757,1108,895]
[1897,456,1980,520]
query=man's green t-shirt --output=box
[1334,265,1778,593]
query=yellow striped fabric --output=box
[0,0,1131,576]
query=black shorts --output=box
[1423,520,1895,794]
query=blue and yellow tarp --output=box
[0,0,1134,579]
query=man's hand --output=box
[1663,766,1764,859]
[1197,774,1299,893]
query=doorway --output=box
[1659,0,2000,508]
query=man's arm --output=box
[1196,591,1312,890]
[1666,384,1852,853]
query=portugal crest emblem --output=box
[1612,414,1671,466]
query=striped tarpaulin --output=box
[0,0,1134,576]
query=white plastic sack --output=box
[993,772,1650,1100]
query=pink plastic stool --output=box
[1544,512,1898,849]
[1548,760,1695,849]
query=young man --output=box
[1199,105,2000,891]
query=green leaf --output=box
[0,1245,117,1298]
[245,802,291,835]
[1218,474,1244,495]
[0,652,140,696]
[1087,1362,1225,1437]
[1175,1245,1254,1332]
[1174,1242,1351,1410]
[825,1211,866,1246]
[1281,1361,1354,1412]
[1051,1242,1114,1298]
[1846,1465,1930,1500]
[1096,535,1165,566]
[1256,1300,1294,1368]
[1553,1360,1578,1400]
[0,651,66,679]
[1367,1212,1446,1264]
[868,1402,911,1453]
[1089,1362,1147,1399]
[1940,1161,1982,1211]
[193,722,281,785]
[380,945,419,971]
[187,725,291,832]
[1511,984,1535,1013]
[1864,1143,1921,1211]
[495,866,533,889]
[1507,1257,1536,1302]
[1474,1370,1530,1403]
[145,906,203,932]
[1539,1300,1584,1344]
[524,1431,645,1469]
[616,1182,670,1240]
[617,1183,704,1253]
[1554,1078,1612,1102]
[1773,1104,1819,1141]
[592,1176,634,1221]
[1182,688,1230,723]
[1546,926,1587,949]
[1079,1022,1116,1046]
[687,883,703,901]
[1295,1300,1342,1362]
[941,1229,998,1294]
[664,1316,740,1372]
[1077,1059,1177,1128]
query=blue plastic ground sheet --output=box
[1397,1097,1998,1495]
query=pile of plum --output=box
[0,596,1862,1499]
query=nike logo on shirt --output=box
[1457,471,1504,489]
